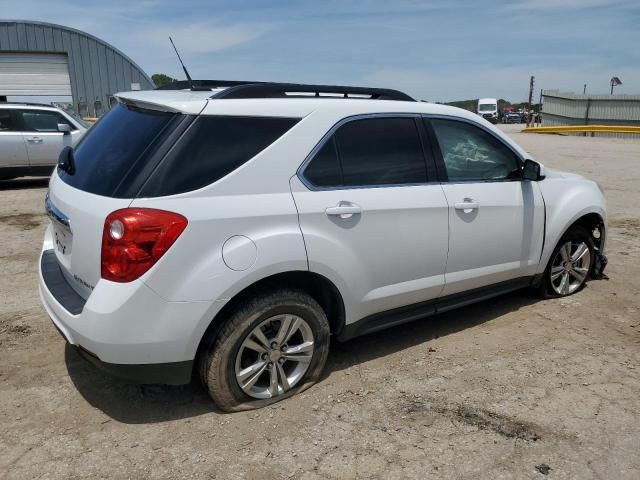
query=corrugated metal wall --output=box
[542,90,640,139]
[0,20,154,117]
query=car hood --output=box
[543,168,586,181]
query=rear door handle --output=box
[27,137,43,144]
[454,201,479,211]
[325,203,362,218]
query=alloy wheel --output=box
[235,314,314,399]
[550,240,591,295]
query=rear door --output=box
[0,108,28,168]
[291,115,449,323]
[426,117,545,296]
[19,109,74,166]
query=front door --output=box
[291,115,449,324]
[427,117,545,296]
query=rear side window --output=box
[58,103,178,197]
[140,116,299,197]
[303,116,428,188]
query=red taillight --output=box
[101,208,188,283]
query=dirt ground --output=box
[1,125,639,479]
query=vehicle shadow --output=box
[65,288,539,424]
[0,177,49,190]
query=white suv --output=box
[39,81,607,411]
[0,103,88,180]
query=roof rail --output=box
[0,101,55,108]
[155,79,415,102]
[155,79,263,91]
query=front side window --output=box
[303,116,428,188]
[20,110,73,132]
[431,119,521,182]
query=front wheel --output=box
[199,289,330,412]
[541,226,594,297]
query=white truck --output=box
[477,98,498,124]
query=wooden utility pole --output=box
[526,75,535,127]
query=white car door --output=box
[19,109,74,166]
[0,109,29,168]
[291,115,449,325]
[427,117,545,296]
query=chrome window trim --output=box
[296,113,438,192]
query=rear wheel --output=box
[199,289,330,412]
[541,226,594,297]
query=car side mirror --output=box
[57,123,71,135]
[522,159,545,181]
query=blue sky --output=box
[2,0,639,101]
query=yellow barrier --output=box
[522,125,640,134]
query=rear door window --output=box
[57,103,178,197]
[301,138,342,187]
[0,109,20,132]
[302,116,428,188]
[140,116,299,196]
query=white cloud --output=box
[141,22,270,54]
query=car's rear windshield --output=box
[57,103,179,197]
[58,103,300,198]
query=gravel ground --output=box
[1,125,639,479]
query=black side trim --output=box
[0,165,55,179]
[75,346,193,385]
[337,276,533,341]
[41,249,86,315]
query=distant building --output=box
[0,19,154,117]
[542,89,640,138]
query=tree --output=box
[152,73,176,87]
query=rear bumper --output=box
[74,345,193,385]
[39,247,213,385]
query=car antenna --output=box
[169,36,194,89]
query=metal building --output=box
[542,89,640,138]
[0,19,154,117]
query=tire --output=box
[199,289,330,412]
[540,226,595,298]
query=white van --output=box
[477,98,498,124]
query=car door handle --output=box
[27,137,43,144]
[325,203,362,217]
[454,201,479,210]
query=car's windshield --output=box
[65,110,91,129]
[479,104,497,112]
